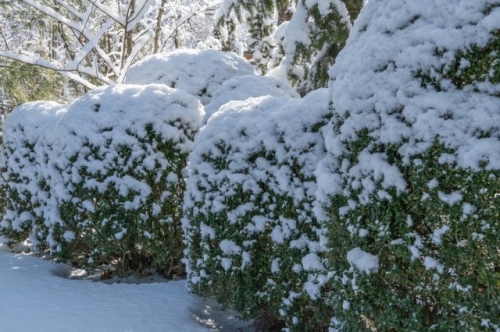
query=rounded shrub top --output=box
[124,49,255,105]
[186,90,330,218]
[203,75,299,124]
[57,84,203,155]
[3,101,64,146]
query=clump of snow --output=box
[431,225,450,245]
[423,256,444,274]
[302,253,325,271]
[219,239,241,255]
[438,191,463,206]
[124,49,255,105]
[203,74,298,124]
[346,247,379,274]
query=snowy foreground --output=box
[0,243,252,332]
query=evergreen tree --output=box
[284,0,363,95]
[214,0,363,95]
[0,60,66,111]
[214,0,292,55]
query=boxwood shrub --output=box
[1,84,204,277]
[50,84,203,276]
[318,0,500,330]
[183,90,331,330]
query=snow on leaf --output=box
[346,247,379,274]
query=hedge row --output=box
[0,1,499,330]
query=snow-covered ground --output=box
[0,243,253,332]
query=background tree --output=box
[214,0,363,95]
[0,60,67,112]
[214,0,293,70]
[283,0,363,95]
[0,0,220,89]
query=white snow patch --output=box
[219,239,242,255]
[423,256,444,274]
[302,253,325,271]
[438,191,463,205]
[346,247,379,274]
[431,225,450,245]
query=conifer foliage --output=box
[284,0,362,95]
[214,0,363,95]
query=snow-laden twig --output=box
[88,0,127,26]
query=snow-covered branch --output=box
[0,0,219,88]
[0,50,98,89]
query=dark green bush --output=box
[327,143,500,330]
[1,85,203,277]
[320,0,500,330]
[184,90,331,330]
[49,85,203,276]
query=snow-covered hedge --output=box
[124,49,255,105]
[1,84,204,276]
[318,0,500,330]
[0,101,65,249]
[183,89,331,330]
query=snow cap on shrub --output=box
[203,74,298,124]
[124,49,255,105]
[57,83,202,158]
[2,101,64,145]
